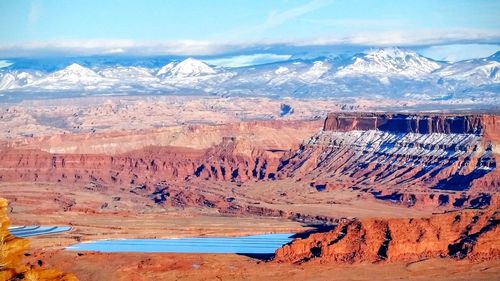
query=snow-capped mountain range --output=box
[336,48,441,77]
[0,48,498,104]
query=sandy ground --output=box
[26,251,500,281]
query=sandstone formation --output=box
[323,113,486,134]
[274,207,499,264]
[0,114,497,212]
[0,198,78,281]
[279,113,499,193]
[0,120,322,186]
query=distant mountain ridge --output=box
[336,48,442,77]
[0,48,498,105]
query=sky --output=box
[0,0,499,60]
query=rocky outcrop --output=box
[274,208,499,264]
[190,137,292,182]
[0,198,78,281]
[278,113,499,193]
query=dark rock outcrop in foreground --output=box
[0,198,78,281]
[274,207,499,264]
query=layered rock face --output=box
[279,113,499,193]
[0,198,78,281]
[0,120,321,186]
[323,113,485,134]
[0,115,497,211]
[274,208,500,264]
[0,139,292,186]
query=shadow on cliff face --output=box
[435,169,493,191]
[237,224,336,261]
[237,253,276,260]
[289,224,336,239]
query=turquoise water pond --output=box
[66,233,295,254]
[9,225,71,237]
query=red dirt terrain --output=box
[0,112,498,280]
[274,206,499,264]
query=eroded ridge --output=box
[278,113,499,194]
[274,207,500,264]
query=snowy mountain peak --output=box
[157,62,176,76]
[64,63,98,75]
[50,63,101,80]
[302,61,330,80]
[438,60,500,85]
[275,66,289,75]
[168,58,216,77]
[29,63,103,88]
[366,47,416,59]
[337,47,441,77]
[0,73,16,90]
[0,71,39,90]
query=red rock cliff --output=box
[323,113,496,134]
[274,208,499,264]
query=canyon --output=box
[0,109,498,280]
[1,113,497,210]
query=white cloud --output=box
[0,28,498,57]
[0,39,234,57]
[103,48,125,54]
[419,44,499,62]
[219,0,333,40]
[28,0,41,26]
[204,53,292,67]
[298,29,500,46]
[264,0,333,31]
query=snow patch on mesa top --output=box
[336,47,441,78]
[157,58,216,78]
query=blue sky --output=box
[0,0,499,59]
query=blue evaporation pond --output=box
[66,233,295,254]
[9,226,71,238]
